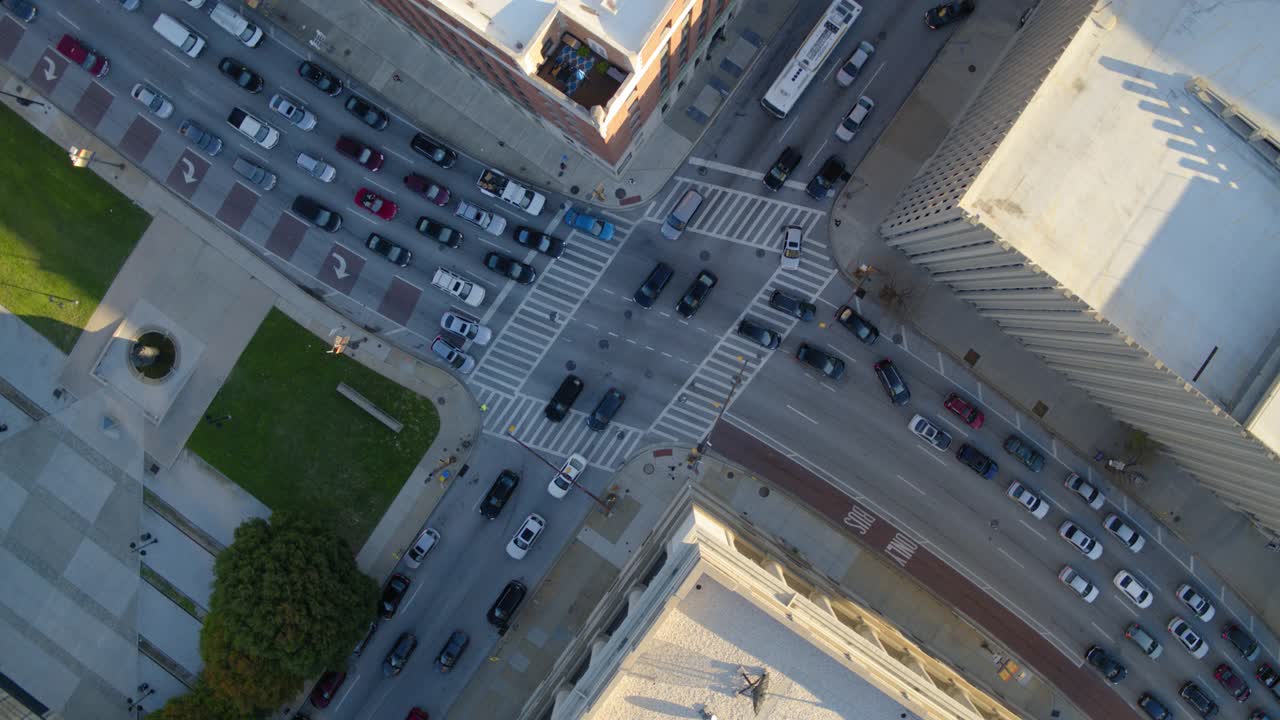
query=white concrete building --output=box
[878,0,1280,534]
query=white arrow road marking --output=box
[331,253,349,279]
[42,57,58,81]
[180,158,197,184]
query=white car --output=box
[226,107,280,149]
[1102,513,1145,553]
[835,40,875,87]
[548,452,587,499]
[1167,616,1210,659]
[780,226,802,269]
[404,528,439,569]
[430,268,485,307]
[908,414,951,451]
[268,93,317,131]
[1058,565,1098,603]
[455,200,506,236]
[1006,481,1050,519]
[834,96,874,142]
[296,152,336,183]
[131,83,174,119]
[1064,472,1106,510]
[1175,583,1216,622]
[506,513,546,559]
[439,311,492,345]
[430,335,475,374]
[1058,520,1103,560]
[1113,570,1153,608]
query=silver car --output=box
[131,83,174,119]
[430,335,475,374]
[440,311,492,345]
[269,92,317,131]
[296,152,336,183]
[404,528,439,569]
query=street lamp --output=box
[68,146,125,170]
[506,426,614,514]
[0,89,46,109]
[689,355,750,466]
[849,263,877,300]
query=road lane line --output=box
[383,147,413,164]
[365,177,395,194]
[1018,518,1047,540]
[686,156,763,181]
[935,414,970,438]
[937,350,945,374]
[57,11,80,29]
[1091,621,1108,636]
[1113,594,1139,616]
[786,404,818,424]
[895,474,926,495]
[914,446,947,467]
[997,547,1024,569]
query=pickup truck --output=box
[455,200,507,236]
[431,268,485,307]
[476,168,545,216]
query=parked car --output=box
[587,388,626,431]
[218,57,263,93]
[1215,663,1250,702]
[3,0,37,22]
[1113,570,1153,608]
[1176,583,1215,622]
[736,318,781,350]
[1178,681,1219,719]
[380,574,411,618]
[835,96,875,142]
[1058,521,1103,560]
[634,262,674,308]
[1064,472,1105,509]
[806,156,849,200]
[430,268,484,306]
[130,83,174,118]
[548,453,587,499]
[796,344,845,381]
[1003,435,1045,472]
[1257,663,1279,688]
[1084,645,1126,683]
[298,60,343,96]
[1006,481,1049,518]
[411,132,457,167]
[487,580,526,633]
[780,226,803,268]
[335,135,384,171]
[178,120,223,156]
[455,200,506,235]
[227,107,279,148]
[382,632,418,677]
[1137,693,1174,720]
[544,375,584,422]
[564,208,615,241]
[873,359,911,405]
[346,94,389,129]
[943,393,984,428]
[1168,616,1210,659]
[909,415,952,451]
[232,156,277,190]
[430,336,474,373]
[297,152,337,183]
[417,218,463,248]
[479,471,519,519]
[835,306,878,345]
[483,251,537,284]
[435,631,469,673]
[309,671,347,708]
[926,0,976,29]
[1058,565,1098,603]
[675,270,717,318]
[835,41,875,87]
[1223,624,1260,661]
[506,513,546,559]
[1126,622,1163,659]
[269,92,317,130]
[404,528,440,569]
[440,311,492,345]
[513,227,565,257]
[769,289,816,321]
[764,147,801,191]
[404,173,450,204]
[1103,514,1145,552]
[661,189,704,240]
[366,233,411,268]
[56,35,109,78]
[956,444,998,479]
[357,188,398,220]
[290,196,341,232]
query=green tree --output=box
[147,682,241,720]
[201,611,304,714]
[208,512,378,679]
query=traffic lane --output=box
[706,419,1139,720]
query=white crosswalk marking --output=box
[644,178,826,250]
[475,385,644,470]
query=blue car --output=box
[4,0,37,21]
[564,208,615,242]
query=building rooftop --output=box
[963,0,1280,437]
[437,0,671,59]
[583,572,922,720]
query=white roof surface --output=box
[583,573,922,720]
[436,0,670,57]
[964,0,1280,426]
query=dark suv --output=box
[1084,646,1127,683]
[1179,681,1219,718]
[292,195,342,232]
[380,574,411,618]
[544,374,584,422]
[675,270,717,318]
[634,262,674,308]
[411,132,457,167]
[416,218,463,248]
[873,359,911,405]
[835,305,878,344]
[382,632,418,677]
[479,470,520,519]
[1138,693,1173,720]
[1003,435,1045,472]
[736,318,781,349]
[1222,624,1260,661]
[956,444,998,479]
[768,289,816,321]
[435,630,469,673]
[764,147,801,191]
[487,580,527,633]
[806,156,850,200]
[587,388,626,431]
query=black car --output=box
[873,359,910,405]
[587,387,625,431]
[835,305,879,344]
[2,0,36,22]
[382,632,418,677]
[483,251,537,284]
[806,156,850,200]
[1138,693,1173,720]
[346,94,389,130]
[1222,624,1260,661]
[366,233,412,267]
[544,374,584,422]
[634,262,674,308]
[1179,682,1218,719]
[297,61,342,96]
[435,630,469,673]
[736,318,781,350]
[479,470,519,519]
[513,227,564,258]
[218,57,264,94]
[764,147,801,191]
[1084,646,1127,683]
[926,0,975,29]
[768,289,816,321]
[956,443,998,479]
[796,344,845,380]
[291,196,342,232]
[675,270,717,318]
[380,574,411,618]
[416,218,462,248]
[411,132,457,168]
[487,580,527,633]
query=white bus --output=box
[761,0,863,119]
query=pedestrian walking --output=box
[392,72,402,82]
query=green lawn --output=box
[188,309,441,548]
[0,104,151,353]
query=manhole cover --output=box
[727,471,734,479]
[644,368,654,379]
[624,309,633,320]
[758,486,770,497]
[699,250,711,261]
[566,360,577,371]
[643,463,655,474]
[615,188,626,199]
[599,339,609,349]
[436,396,447,404]
[570,185,580,195]
[755,248,766,258]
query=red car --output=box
[56,35,110,78]
[1215,663,1250,701]
[308,670,347,708]
[943,392,984,429]
[356,188,398,220]
[335,135,384,171]
[403,173,451,206]
[406,708,429,720]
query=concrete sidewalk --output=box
[825,3,1280,639]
